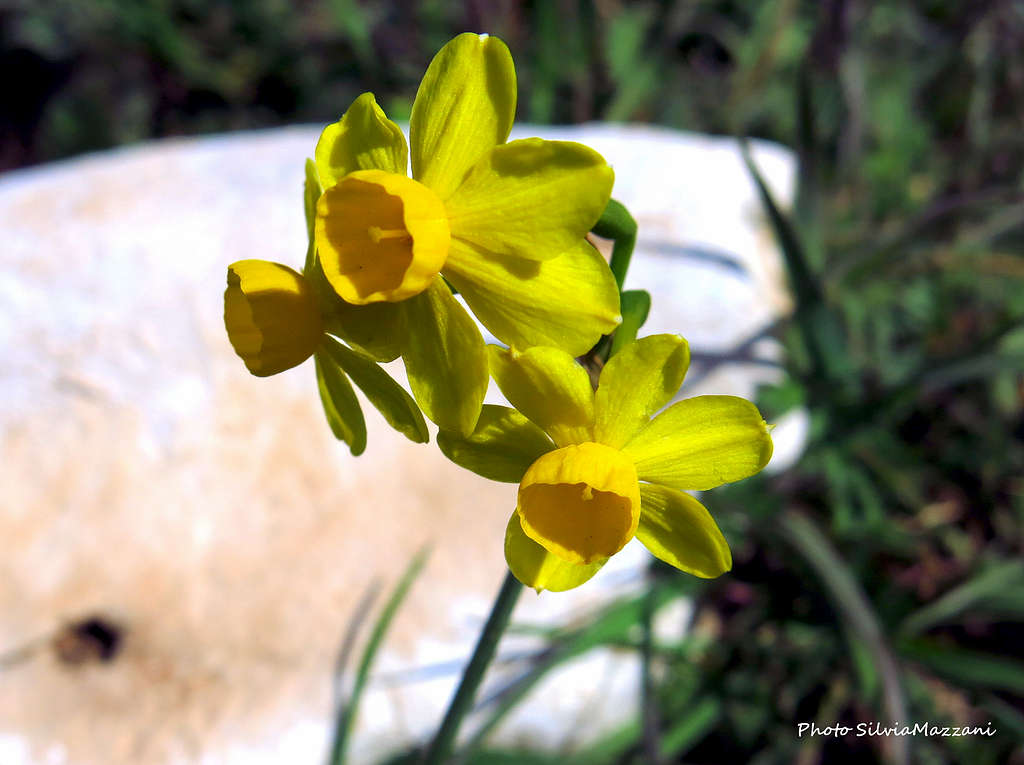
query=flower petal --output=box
[437,405,554,483]
[315,352,367,456]
[622,396,773,491]
[321,296,404,363]
[488,345,594,447]
[637,484,731,578]
[594,334,691,449]
[505,511,606,593]
[445,139,613,261]
[516,442,640,565]
[225,260,323,377]
[315,93,408,188]
[409,33,516,199]
[401,277,488,436]
[443,239,621,356]
[321,337,428,445]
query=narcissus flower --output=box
[223,163,429,456]
[437,335,774,592]
[309,33,621,437]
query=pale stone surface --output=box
[0,124,795,764]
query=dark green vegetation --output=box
[6,1,1021,763]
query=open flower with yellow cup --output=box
[309,32,621,437]
[221,158,430,456]
[438,335,774,591]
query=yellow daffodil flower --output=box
[437,335,774,592]
[309,33,621,437]
[223,164,429,456]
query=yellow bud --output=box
[517,442,641,564]
[315,169,450,304]
[224,260,323,377]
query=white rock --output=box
[0,125,796,764]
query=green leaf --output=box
[659,696,721,758]
[328,549,429,765]
[901,639,1024,695]
[315,352,367,456]
[321,336,429,445]
[465,587,679,753]
[899,560,1024,636]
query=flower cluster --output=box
[438,337,772,590]
[223,33,773,591]
[224,32,619,446]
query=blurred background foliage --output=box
[3,0,1023,763]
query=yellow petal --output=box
[445,139,613,261]
[315,169,449,304]
[409,33,516,199]
[637,484,731,578]
[224,260,323,377]
[401,277,488,436]
[314,92,408,188]
[594,334,691,449]
[444,239,621,357]
[505,511,606,593]
[517,442,640,565]
[622,396,773,491]
[437,405,555,483]
[488,345,594,447]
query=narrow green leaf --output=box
[740,141,822,309]
[321,336,429,444]
[981,694,1024,740]
[658,696,721,758]
[900,639,1024,695]
[315,352,367,456]
[328,549,430,765]
[899,560,1024,636]
[569,718,642,764]
[779,511,909,765]
[465,587,679,753]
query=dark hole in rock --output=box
[52,616,123,666]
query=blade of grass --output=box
[899,560,1024,637]
[741,141,851,387]
[421,571,522,765]
[327,548,429,765]
[900,639,1024,695]
[331,579,382,708]
[658,696,720,759]
[778,511,909,765]
[465,586,679,753]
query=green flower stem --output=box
[424,199,640,762]
[421,570,523,764]
[592,198,638,292]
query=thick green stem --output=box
[592,198,638,292]
[421,571,522,764]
